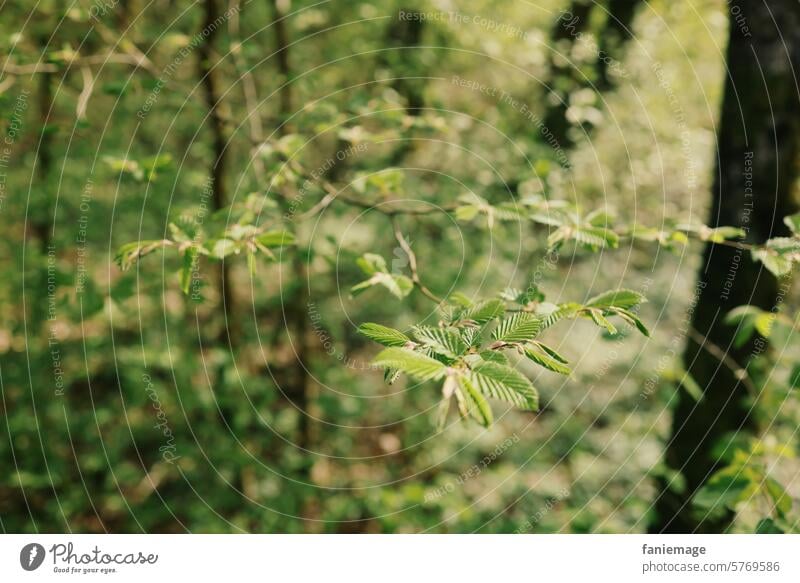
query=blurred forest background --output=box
[1,0,799,533]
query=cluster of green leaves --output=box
[455,195,800,277]
[115,212,295,295]
[694,440,796,533]
[750,213,800,277]
[359,287,649,429]
[103,154,174,182]
[351,253,413,299]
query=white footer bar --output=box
[1,535,798,582]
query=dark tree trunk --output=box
[652,0,800,533]
[595,0,639,92]
[197,0,238,346]
[270,0,313,466]
[543,0,642,150]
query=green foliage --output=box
[693,442,796,531]
[351,253,414,299]
[361,287,648,428]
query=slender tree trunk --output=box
[32,37,53,251]
[197,0,238,345]
[652,0,800,533]
[270,0,313,462]
[595,0,639,92]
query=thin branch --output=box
[76,66,95,120]
[688,327,759,396]
[2,52,157,76]
[391,216,444,304]
[228,0,267,184]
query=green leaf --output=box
[725,305,762,347]
[523,345,571,375]
[532,341,569,364]
[702,226,746,243]
[372,347,447,382]
[351,272,413,299]
[358,323,411,347]
[412,326,467,359]
[455,205,479,222]
[211,238,237,259]
[753,312,776,339]
[478,350,510,365]
[457,375,494,427]
[180,247,198,295]
[755,518,784,534]
[784,213,800,235]
[448,292,474,308]
[753,248,793,277]
[467,361,538,411]
[536,302,579,330]
[789,365,800,390]
[492,312,541,343]
[613,308,651,337]
[357,253,389,275]
[587,309,617,335]
[765,478,792,518]
[114,239,170,270]
[693,472,751,515]
[586,289,646,311]
[574,226,619,249]
[458,299,506,324]
[257,230,295,248]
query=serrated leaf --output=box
[384,368,401,384]
[586,289,646,311]
[492,312,541,343]
[587,309,617,334]
[536,302,577,330]
[358,323,411,347]
[372,347,447,382]
[114,239,170,270]
[180,247,198,295]
[412,326,467,359]
[753,248,793,277]
[479,350,510,365]
[613,308,651,337]
[351,272,413,299]
[356,253,389,275]
[467,361,538,411]
[457,375,494,427]
[257,230,295,248]
[458,298,506,324]
[784,213,800,235]
[211,238,237,259]
[448,292,474,308]
[523,346,571,375]
[531,341,569,364]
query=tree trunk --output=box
[543,0,641,150]
[197,0,238,346]
[652,0,800,533]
